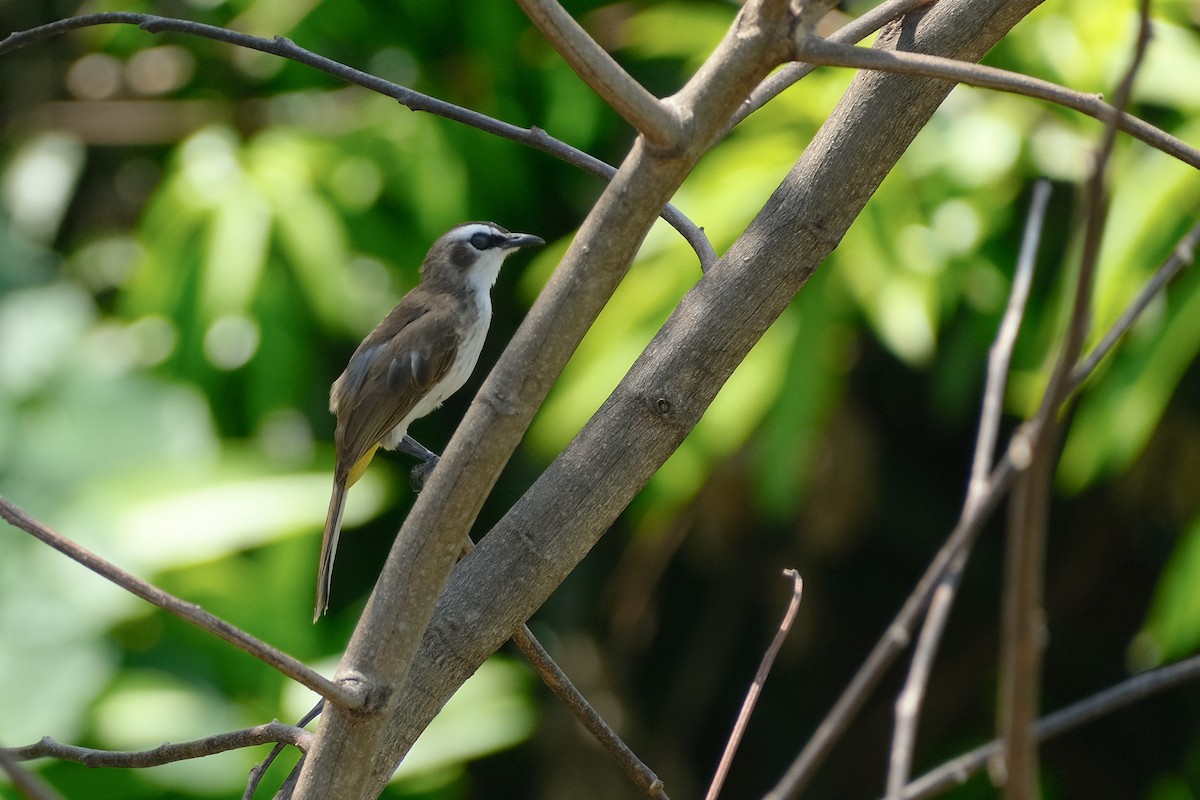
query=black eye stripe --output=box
[468,231,506,250]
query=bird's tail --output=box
[314,477,348,622]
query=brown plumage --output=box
[315,222,543,620]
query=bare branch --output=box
[885,181,1049,800]
[5,723,311,769]
[972,181,1050,505]
[0,13,715,270]
[512,626,669,799]
[899,652,1200,799]
[0,497,358,710]
[705,570,803,800]
[791,36,1200,171]
[513,0,681,148]
[1069,218,1200,395]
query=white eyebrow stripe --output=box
[450,223,502,243]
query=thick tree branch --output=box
[514,0,681,148]
[337,2,1045,797]
[0,497,357,710]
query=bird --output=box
[314,221,544,620]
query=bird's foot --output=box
[410,456,439,493]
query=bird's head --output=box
[421,221,545,293]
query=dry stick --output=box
[451,536,669,799]
[0,744,64,800]
[0,13,716,271]
[765,189,1200,800]
[513,0,680,149]
[511,626,669,800]
[705,569,804,800]
[0,497,357,710]
[885,180,1050,800]
[5,723,312,769]
[996,7,1152,796]
[899,651,1200,800]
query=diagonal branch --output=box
[511,625,669,799]
[0,497,358,710]
[768,167,1200,800]
[513,0,681,148]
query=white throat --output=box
[465,247,508,297]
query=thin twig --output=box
[972,181,1050,507]
[0,496,359,710]
[512,626,669,799]
[1068,218,1200,396]
[244,702,324,800]
[5,723,312,769]
[898,652,1200,799]
[0,744,65,800]
[0,13,716,270]
[995,8,1152,795]
[789,36,1200,170]
[451,533,667,799]
[706,570,804,800]
[513,0,680,148]
[885,181,1050,800]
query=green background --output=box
[2,0,1200,797]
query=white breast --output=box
[381,291,492,450]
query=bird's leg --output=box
[397,434,440,492]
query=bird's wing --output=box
[331,302,459,475]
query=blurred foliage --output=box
[2,0,1200,799]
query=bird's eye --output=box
[469,232,491,249]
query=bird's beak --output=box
[503,232,546,250]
